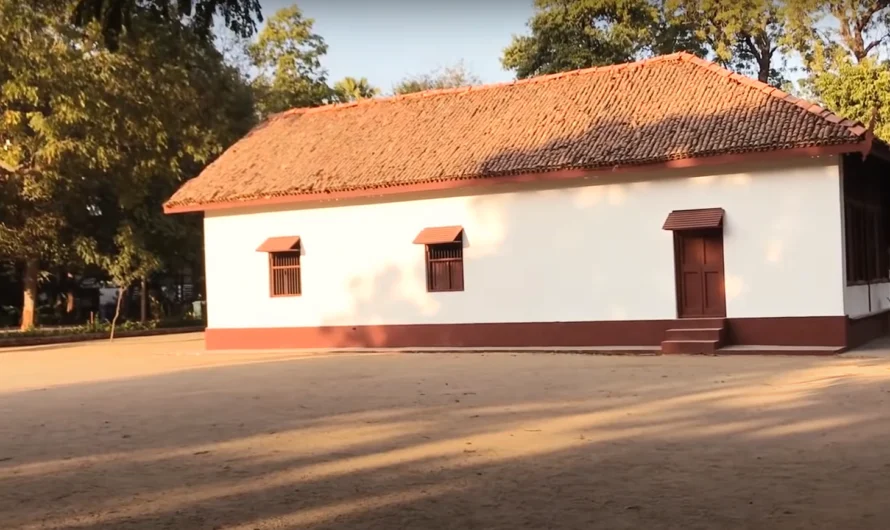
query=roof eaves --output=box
[164,140,865,214]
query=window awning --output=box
[413,226,464,244]
[662,208,724,231]
[256,236,301,252]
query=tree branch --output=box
[743,34,763,62]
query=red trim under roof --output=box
[164,144,857,214]
[256,236,301,252]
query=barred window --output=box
[426,242,463,292]
[270,251,301,296]
[846,201,887,284]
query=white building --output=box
[166,53,890,353]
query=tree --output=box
[501,0,705,79]
[72,0,263,48]
[0,1,108,329]
[76,225,161,339]
[786,0,890,72]
[1,1,255,330]
[828,0,890,63]
[82,12,255,327]
[248,5,331,116]
[333,77,380,102]
[812,59,890,140]
[393,62,482,94]
[667,0,790,84]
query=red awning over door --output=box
[662,208,724,231]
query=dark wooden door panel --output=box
[676,230,726,318]
[703,271,723,315]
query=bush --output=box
[0,317,204,339]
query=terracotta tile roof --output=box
[166,53,869,212]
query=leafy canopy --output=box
[72,0,263,48]
[502,0,705,79]
[393,62,481,95]
[332,77,380,102]
[812,59,890,140]
[666,0,789,84]
[1,0,254,326]
[248,5,331,116]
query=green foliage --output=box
[0,1,100,265]
[76,224,162,292]
[825,0,890,63]
[72,0,263,48]
[248,5,331,116]
[332,77,380,102]
[501,0,706,79]
[0,1,254,328]
[393,62,482,94]
[667,0,788,84]
[0,318,204,339]
[812,59,890,140]
[785,0,890,72]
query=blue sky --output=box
[259,1,534,92]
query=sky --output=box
[259,0,534,91]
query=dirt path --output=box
[2,335,890,529]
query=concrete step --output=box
[661,339,721,354]
[669,318,726,329]
[664,327,724,341]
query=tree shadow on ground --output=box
[2,350,890,529]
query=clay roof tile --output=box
[166,54,869,211]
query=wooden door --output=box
[675,230,726,318]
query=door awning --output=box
[662,208,724,231]
[413,226,464,244]
[256,236,301,252]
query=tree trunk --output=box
[110,285,126,341]
[758,64,769,84]
[757,49,771,84]
[20,258,39,331]
[140,278,147,323]
[65,277,76,315]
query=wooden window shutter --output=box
[269,251,301,296]
[425,242,464,292]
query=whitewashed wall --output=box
[203,159,846,329]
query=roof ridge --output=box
[280,53,690,118]
[280,51,868,138]
[676,53,869,137]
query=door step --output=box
[664,327,725,342]
[661,319,727,354]
[661,339,721,354]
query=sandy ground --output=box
[3,335,890,529]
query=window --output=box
[269,251,301,296]
[256,236,302,296]
[426,242,464,292]
[413,226,465,292]
[845,201,887,284]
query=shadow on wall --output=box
[1,352,890,529]
[306,106,828,348]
